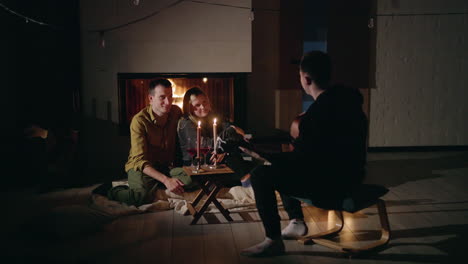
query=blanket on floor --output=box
[89,181,279,218]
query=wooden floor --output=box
[2,151,467,264]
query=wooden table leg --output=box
[209,187,233,221]
[187,177,234,225]
[200,180,233,222]
[185,181,211,216]
[193,181,211,206]
[190,181,222,225]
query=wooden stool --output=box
[295,184,391,255]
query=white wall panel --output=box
[370,0,468,146]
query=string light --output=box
[89,0,184,34]
[186,1,278,13]
[1,0,283,46]
[376,12,468,16]
[0,2,59,29]
[5,0,466,35]
[186,0,249,10]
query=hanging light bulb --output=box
[249,8,255,21]
[99,31,106,48]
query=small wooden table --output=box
[183,165,235,225]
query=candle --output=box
[197,121,201,159]
[213,118,217,155]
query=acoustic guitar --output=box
[286,112,305,152]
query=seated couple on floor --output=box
[92,82,259,206]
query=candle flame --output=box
[214,118,217,125]
[198,121,201,127]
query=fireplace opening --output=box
[118,73,248,135]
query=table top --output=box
[182,165,234,176]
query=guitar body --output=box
[287,112,305,152]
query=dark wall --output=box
[327,0,372,89]
[279,0,303,91]
[2,0,81,190]
[304,0,328,42]
[2,0,80,131]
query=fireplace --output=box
[118,73,248,134]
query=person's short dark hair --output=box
[182,87,206,117]
[300,51,332,88]
[149,78,172,95]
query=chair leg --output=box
[298,210,344,245]
[344,199,390,253]
[299,199,392,255]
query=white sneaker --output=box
[281,219,308,239]
[240,237,285,257]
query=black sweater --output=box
[270,85,368,189]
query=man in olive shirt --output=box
[95,78,185,206]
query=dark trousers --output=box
[224,151,259,186]
[250,164,314,239]
[280,193,304,220]
[250,149,361,239]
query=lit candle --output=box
[213,118,217,155]
[197,121,201,159]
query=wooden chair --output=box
[294,184,391,256]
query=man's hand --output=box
[210,153,226,163]
[24,125,48,139]
[163,177,185,195]
[231,125,251,142]
[142,166,185,195]
[231,125,245,136]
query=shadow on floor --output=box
[290,223,468,263]
[365,152,468,188]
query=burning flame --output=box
[168,78,184,109]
